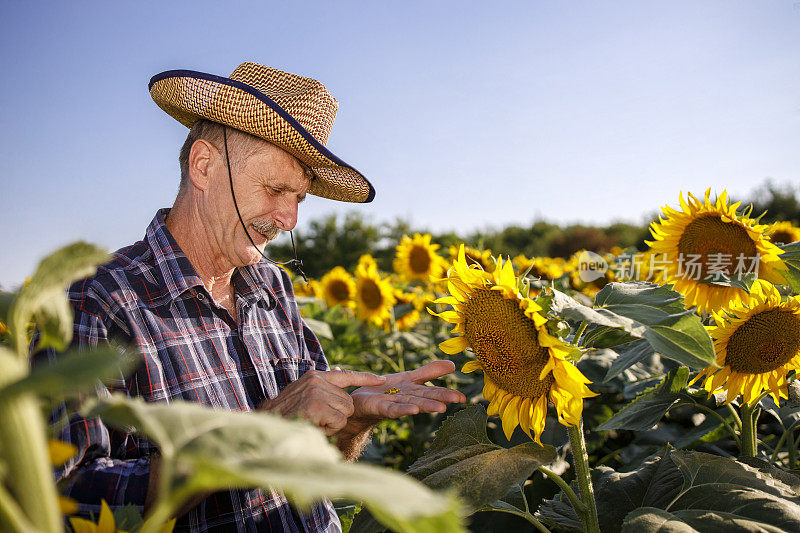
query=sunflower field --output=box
[5,187,800,532]
[288,188,800,532]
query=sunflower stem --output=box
[790,429,798,469]
[538,466,588,516]
[674,401,740,448]
[567,420,600,533]
[739,402,759,457]
[477,506,551,533]
[573,322,588,346]
[725,402,743,432]
[770,427,793,464]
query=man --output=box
[48,63,465,532]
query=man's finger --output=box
[323,369,386,389]
[403,360,457,384]
[398,384,466,404]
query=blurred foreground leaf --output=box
[84,395,464,533]
[0,347,138,402]
[8,242,108,354]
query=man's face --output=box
[203,137,310,270]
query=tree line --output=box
[270,181,800,278]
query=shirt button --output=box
[196,293,205,301]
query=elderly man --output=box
[49,63,465,532]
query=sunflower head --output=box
[431,245,596,443]
[768,221,800,246]
[393,233,444,283]
[319,266,356,308]
[646,189,787,314]
[354,260,396,327]
[693,279,800,405]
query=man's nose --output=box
[271,202,298,231]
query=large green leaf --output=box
[540,449,800,532]
[8,242,108,355]
[0,346,138,402]
[778,242,800,293]
[597,368,690,431]
[406,405,557,513]
[594,283,715,369]
[537,448,682,531]
[83,395,463,533]
[548,283,715,369]
[603,339,657,383]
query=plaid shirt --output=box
[38,209,340,533]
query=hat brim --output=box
[149,69,375,203]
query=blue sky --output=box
[1,1,798,288]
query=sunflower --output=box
[293,279,320,298]
[693,279,800,405]
[512,254,566,281]
[769,221,800,246]
[355,260,396,327]
[430,245,597,443]
[69,499,175,533]
[393,288,422,331]
[318,266,356,308]
[449,244,495,272]
[646,190,786,314]
[357,253,379,273]
[393,233,444,283]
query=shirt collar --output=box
[145,208,205,300]
[145,208,276,307]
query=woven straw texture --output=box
[150,62,373,203]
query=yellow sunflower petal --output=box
[69,517,98,533]
[461,359,483,373]
[98,500,115,533]
[501,396,521,440]
[439,336,469,355]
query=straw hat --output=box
[149,62,375,203]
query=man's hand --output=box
[345,360,467,431]
[260,369,385,436]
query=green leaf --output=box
[779,242,800,293]
[111,504,145,532]
[406,405,557,513]
[581,325,637,349]
[8,242,108,355]
[597,368,689,431]
[603,340,657,382]
[304,317,333,340]
[0,346,139,402]
[542,449,800,533]
[338,505,361,533]
[621,508,700,532]
[594,283,715,369]
[83,395,464,533]
[538,448,682,532]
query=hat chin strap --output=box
[223,126,308,283]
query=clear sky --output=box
[1,1,798,288]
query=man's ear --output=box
[187,139,215,191]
